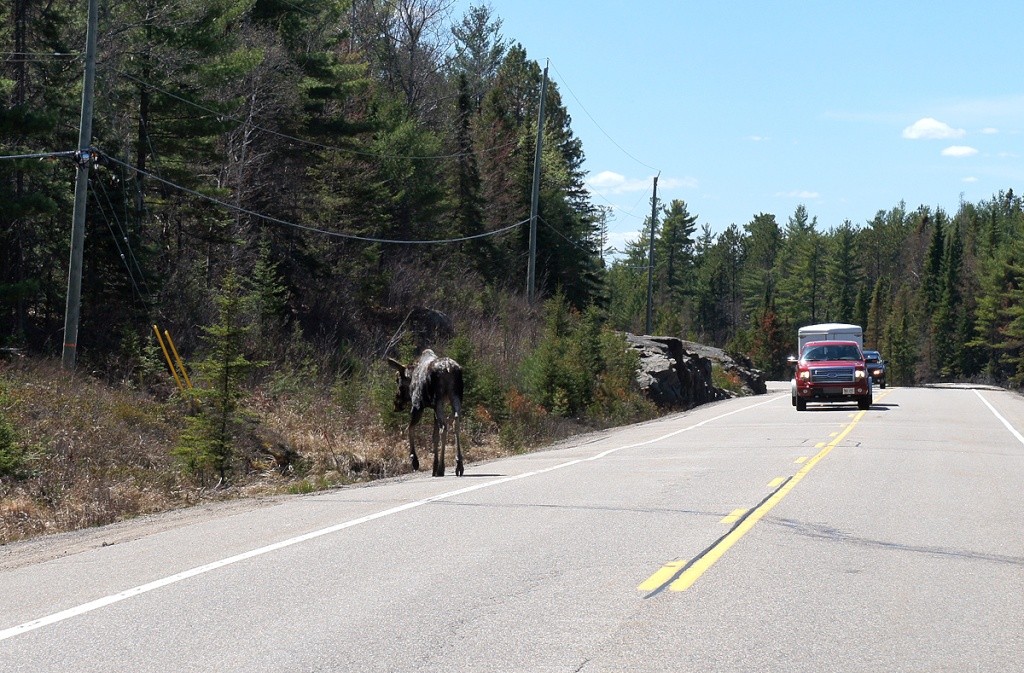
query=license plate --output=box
[842,387,855,395]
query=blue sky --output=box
[453,1,1024,254]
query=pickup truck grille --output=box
[810,367,855,383]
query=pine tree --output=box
[740,213,781,326]
[866,277,889,349]
[884,287,918,386]
[933,220,964,378]
[450,3,508,109]
[823,221,862,322]
[174,270,264,484]
[775,205,821,326]
[655,199,698,311]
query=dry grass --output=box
[0,357,526,544]
[0,358,188,542]
[0,294,660,544]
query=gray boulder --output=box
[625,333,765,409]
[679,340,768,396]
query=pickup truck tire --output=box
[858,396,871,410]
[796,398,807,411]
[879,381,886,389]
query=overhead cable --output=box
[0,150,77,161]
[549,61,660,173]
[117,71,519,162]
[100,153,529,245]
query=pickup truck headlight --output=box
[855,370,866,380]
[798,371,810,381]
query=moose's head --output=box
[387,358,412,412]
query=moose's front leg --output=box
[408,410,424,472]
[431,415,445,477]
[407,422,419,471]
[454,415,464,477]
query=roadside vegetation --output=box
[3,2,1024,543]
[0,292,657,544]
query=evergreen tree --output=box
[933,220,964,378]
[449,3,507,109]
[884,286,918,386]
[866,277,888,349]
[174,270,264,484]
[774,205,821,326]
[823,221,862,322]
[655,199,698,312]
[452,72,490,274]
[739,213,781,326]
[0,0,80,351]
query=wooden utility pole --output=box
[645,174,659,334]
[527,60,549,304]
[62,0,98,370]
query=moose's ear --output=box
[386,358,405,372]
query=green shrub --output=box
[0,413,28,478]
[711,363,746,395]
[0,386,29,479]
[174,270,264,484]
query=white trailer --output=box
[797,323,863,354]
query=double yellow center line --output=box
[639,404,875,596]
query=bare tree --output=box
[348,0,455,120]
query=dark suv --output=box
[863,350,886,389]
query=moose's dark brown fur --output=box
[387,349,465,477]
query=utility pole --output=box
[62,0,98,370]
[645,174,659,334]
[527,60,548,304]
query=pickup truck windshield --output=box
[803,345,861,361]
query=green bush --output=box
[0,415,27,478]
[0,387,30,479]
[520,297,649,423]
[173,271,264,484]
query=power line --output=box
[0,150,77,161]
[538,216,601,255]
[116,71,519,162]
[2,51,82,63]
[94,171,153,298]
[100,152,530,245]
[548,61,660,173]
[89,182,148,304]
[586,183,648,221]
[2,51,81,57]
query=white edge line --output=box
[0,394,782,642]
[974,390,1024,446]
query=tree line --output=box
[609,196,1024,386]
[3,0,1024,393]
[2,1,601,369]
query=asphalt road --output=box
[2,384,1022,672]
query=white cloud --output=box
[962,176,979,183]
[902,117,966,140]
[587,171,649,194]
[587,171,696,194]
[980,127,999,135]
[748,135,769,142]
[941,145,978,157]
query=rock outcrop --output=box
[625,333,766,409]
[679,340,768,396]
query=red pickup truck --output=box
[790,340,873,411]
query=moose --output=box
[387,349,465,477]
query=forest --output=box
[2,1,1024,536]
[4,0,1024,385]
